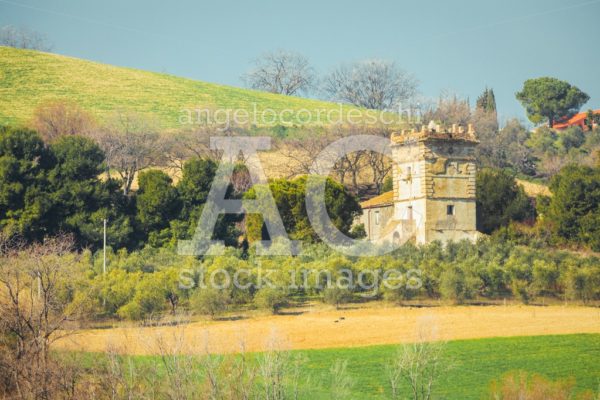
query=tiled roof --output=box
[360,191,394,209]
[554,109,600,129]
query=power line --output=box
[0,0,173,39]
[428,0,600,40]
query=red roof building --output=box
[553,109,600,130]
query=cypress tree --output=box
[476,87,497,113]
[486,88,497,112]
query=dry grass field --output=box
[515,178,552,197]
[55,304,600,355]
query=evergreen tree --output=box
[177,157,217,219]
[476,87,497,113]
[516,77,589,127]
[135,170,181,240]
[0,127,54,240]
[47,135,132,249]
[486,88,496,112]
[542,164,600,250]
[476,168,535,234]
[244,176,361,243]
[0,129,132,248]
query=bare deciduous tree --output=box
[365,126,395,193]
[151,326,205,400]
[422,92,471,126]
[257,349,304,400]
[386,339,447,400]
[243,50,315,96]
[331,125,387,192]
[257,333,304,400]
[0,234,86,400]
[324,60,417,110]
[163,126,226,172]
[0,25,52,51]
[98,325,262,400]
[93,111,164,195]
[30,100,96,142]
[102,344,152,399]
[329,359,353,400]
[278,125,393,194]
[277,130,334,178]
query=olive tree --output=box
[254,288,287,314]
[190,288,231,319]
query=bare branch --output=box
[0,25,52,51]
[324,60,417,110]
[243,50,316,96]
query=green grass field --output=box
[299,334,600,399]
[77,334,600,399]
[0,46,376,130]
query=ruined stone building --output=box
[359,122,479,245]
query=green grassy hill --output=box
[0,46,367,130]
[74,334,600,399]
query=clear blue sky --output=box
[1,0,599,124]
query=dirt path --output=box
[55,305,600,355]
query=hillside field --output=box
[292,334,600,399]
[0,46,370,129]
[71,334,600,399]
[56,305,600,355]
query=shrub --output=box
[564,266,597,304]
[254,288,287,314]
[190,288,230,319]
[511,278,533,304]
[480,264,509,298]
[387,340,447,400]
[439,266,478,304]
[531,259,560,297]
[322,287,352,309]
[117,301,143,321]
[116,273,169,321]
[488,370,597,400]
[382,271,421,304]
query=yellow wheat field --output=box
[55,304,600,355]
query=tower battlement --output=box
[390,123,478,145]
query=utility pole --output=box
[103,218,107,307]
[103,218,107,275]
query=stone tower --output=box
[389,122,479,244]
